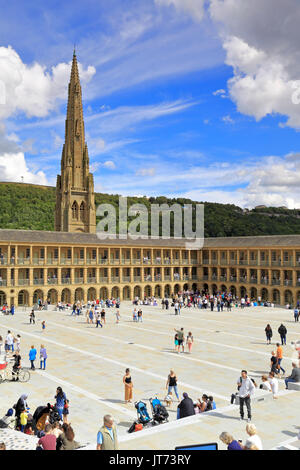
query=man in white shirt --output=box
[6,331,14,352]
[237,370,255,422]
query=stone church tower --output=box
[55,51,96,233]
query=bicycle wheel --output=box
[18,370,30,383]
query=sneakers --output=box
[239,417,244,421]
[247,418,251,423]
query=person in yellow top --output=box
[276,343,285,376]
[20,409,28,432]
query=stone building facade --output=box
[0,53,299,307]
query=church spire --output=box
[55,51,96,233]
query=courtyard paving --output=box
[0,302,299,450]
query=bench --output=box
[287,382,300,391]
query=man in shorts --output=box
[174,328,185,353]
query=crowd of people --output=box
[0,288,300,451]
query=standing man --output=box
[278,324,287,345]
[96,415,119,450]
[174,328,185,353]
[294,308,299,323]
[237,370,255,422]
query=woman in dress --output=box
[123,368,133,403]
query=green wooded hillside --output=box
[0,182,300,237]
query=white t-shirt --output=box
[261,381,271,392]
[269,377,279,395]
[245,434,263,450]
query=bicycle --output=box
[0,360,30,383]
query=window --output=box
[80,202,85,221]
[54,249,59,259]
[40,249,44,259]
[80,249,84,259]
[67,249,72,259]
[72,201,78,220]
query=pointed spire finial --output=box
[73,44,76,57]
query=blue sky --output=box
[1,0,300,208]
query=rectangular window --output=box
[40,249,45,259]
[67,249,72,259]
[54,249,59,259]
[92,249,96,259]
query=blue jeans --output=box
[285,378,296,389]
[277,358,285,374]
[168,385,179,399]
[40,359,46,369]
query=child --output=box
[15,335,21,353]
[20,409,28,432]
[41,321,46,331]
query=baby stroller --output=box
[127,401,152,433]
[135,401,152,426]
[149,397,169,424]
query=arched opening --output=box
[221,285,227,293]
[183,283,189,291]
[111,286,120,299]
[87,287,96,301]
[18,290,29,306]
[154,285,161,297]
[123,286,131,300]
[192,283,197,292]
[212,284,218,294]
[75,288,84,302]
[100,287,109,300]
[47,289,58,304]
[144,285,152,297]
[240,286,247,298]
[134,286,141,298]
[61,288,71,304]
[174,284,180,295]
[72,201,78,220]
[261,288,269,301]
[80,201,85,222]
[284,290,293,306]
[0,290,6,305]
[272,289,280,304]
[250,287,257,299]
[230,285,236,296]
[33,290,44,304]
[164,284,171,297]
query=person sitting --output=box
[59,423,80,450]
[177,393,195,419]
[197,394,210,413]
[219,432,243,450]
[284,362,300,389]
[260,375,271,391]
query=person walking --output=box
[166,369,180,401]
[268,372,279,399]
[294,308,299,322]
[174,328,184,353]
[29,309,35,324]
[276,343,285,376]
[237,370,255,422]
[29,345,37,370]
[95,312,103,328]
[132,308,138,322]
[39,345,47,370]
[265,324,273,345]
[186,332,194,354]
[270,350,280,376]
[123,368,133,403]
[137,308,143,322]
[96,415,119,450]
[278,324,287,345]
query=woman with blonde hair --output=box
[166,369,180,401]
[219,432,242,450]
[123,368,133,403]
[244,423,263,450]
